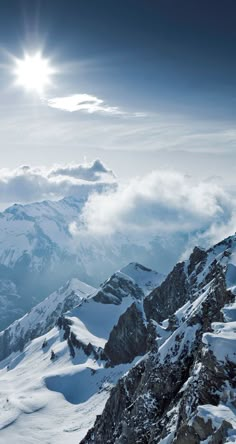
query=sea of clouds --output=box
[1,159,235,271]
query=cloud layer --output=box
[0,162,235,272]
[75,170,236,256]
[0,160,115,205]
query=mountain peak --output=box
[119,261,165,296]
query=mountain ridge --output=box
[0,261,164,363]
[81,235,236,443]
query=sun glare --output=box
[14,51,55,95]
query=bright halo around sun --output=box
[14,51,55,95]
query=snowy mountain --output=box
[0,236,236,443]
[0,262,164,363]
[0,261,163,443]
[0,196,88,330]
[0,278,96,362]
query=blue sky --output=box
[1,0,235,114]
[0,0,235,183]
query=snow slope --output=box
[0,261,161,443]
[0,326,135,444]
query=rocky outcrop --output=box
[144,262,188,323]
[57,316,102,359]
[94,276,144,305]
[101,248,218,368]
[187,246,207,277]
[102,261,189,367]
[93,262,164,305]
[104,302,148,365]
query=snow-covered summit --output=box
[84,262,165,307]
[119,262,165,295]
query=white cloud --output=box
[49,159,116,182]
[47,93,125,115]
[73,170,235,254]
[0,160,116,206]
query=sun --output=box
[14,51,55,95]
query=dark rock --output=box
[188,246,207,277]
[144,262,188,323]
[104,302,148,365]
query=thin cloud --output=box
[47,93,147,117]
[47,93,125,115]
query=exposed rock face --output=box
[187,246,207,277]
[81,236,236,444]
[102,249,215,367]
[104,302,148,365]
[144,262,188,323]
[103,261,189,367]
[94,276,144,305]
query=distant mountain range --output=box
[0,194,166,330]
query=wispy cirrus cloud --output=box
[47,93,146,117]
[47,93,125,115]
